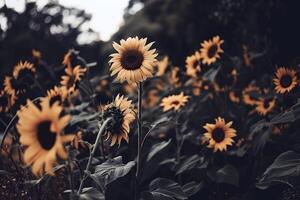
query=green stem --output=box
[175,113,181,163]
[77,117,112,195]
[135,82,143,200]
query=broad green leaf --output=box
[147,139,171,162]
[182,181,203,196]
[91,156,135,188]
[175,155,207,175]
[79,187,105,200]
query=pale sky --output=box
[2,0,142,41]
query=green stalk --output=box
[135,82,143,200]
[77,117,112,195]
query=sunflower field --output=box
[1,0,300,200]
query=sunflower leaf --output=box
[143,178,188,200]
[207,165,239,187]
[78,187,105,200]
[182,181,204,196]
[91,156,135,189]
[147,139,171,162]
[256,151,300,190]
[175,155,207,175]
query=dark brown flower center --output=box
[263,99,271,108]
[193,60,199,68]
[121,50,144,70]
[171,100,180,106]
[50,95,62,105]
[280,75,292,88]
[103,106,124,135]
[37,121,57,150]
[211,127,225,143]
[67,76,76,89]
[0,94,8,107]
[207,44,218,58]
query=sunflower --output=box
[200,36,224,65]
[109,37,158,83]
[102,95,136,146]
[44,86,68,106]
[273,67,298,94]
[32,49,42,60]
[203,117,236,152]
[168,66,182,88]
[255,97,275,116]
[185,52,201,78]
[0,90,15,113]
[156,56,169,76]
[62,50,75,70]
[13,61,36,79]
[143,89,160,108]
[242,84,261,106]
[160,92,189,112]
[60,65,87,93]
[17,99,73,176]
[4,62,36,97]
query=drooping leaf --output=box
[207,165,239,187]
[91,156,135,188]
[147,139,171,162]
[256,151,300,190]
[143,178,187,200]
[175,155,207,175]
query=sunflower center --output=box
[17,69,35,86]
[280,75,292,88]
[207,44,218,58]
[37,121,57,150]
[211,127,225,143]
[171,100,180,106]
[103,106,124,134]
[193,60,199,68]
[0,94,8,107]
[50,95,62,105]
[67,76,76,89]
[121,50,144,70]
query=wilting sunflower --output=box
[17,99,73,176]
[0,90,15,113]
[109,37,158,83]
[203,117,236,152]
[160,92,189,112]
[273,67,298,94]
[200,36,224,65]
[60,65,87,93]
[185,52,201,78]
[156,56,169,76]
[102,95,136,146]
[255,97,275,116]
[44,86,68,106]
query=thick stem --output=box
[77,117,112,195]
[135,82,143,199]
